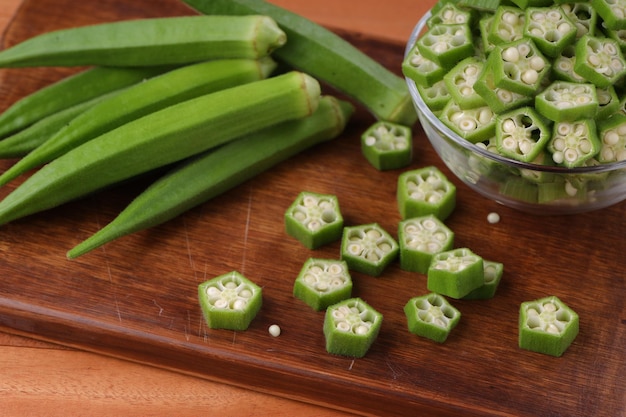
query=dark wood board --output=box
[0,1,624,416]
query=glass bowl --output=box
[405,10,626,215]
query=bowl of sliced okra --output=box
[403,0,626,214]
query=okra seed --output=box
[502,119,516,133]
[502,12,519,25]
[502,47,520,63]
[518,44,531,57]
[268,324,281,337]
[487,212,500,224]
[459,118,477,132]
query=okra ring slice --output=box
[523,6,577,57]
[427,248,484,299]
[597,114,626,163]
[519,296,579,357]
[397,166,456,221]
[284,191,343,249]
[361,121,413,171]
[416,80,451,113]
[535,81,599,122]
[591,0,626,30]
[402,43,446,87]
[462,260,504,300]
[490,38,551,96]
[495,106,551,163]
[488,6,526,46]
[293,258,352,311]
[427,3,473,28]
[404,293,461,343]
[398,215,455,274]
[198,271,262,331]
[417,23,475,69]
[443,57,487,110]
[340,223,399,277]
[439,100,496,144]
[323,298,383,358]
[548,120,601,168]
[574,34,626,88]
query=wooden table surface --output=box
[0,1,420,416]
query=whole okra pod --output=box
[67,95,352,258]
[183,0,417,125]
[0,15,286,67]
[0,71,321,227]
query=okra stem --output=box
[0,71,321,227]
[67,96,352,258]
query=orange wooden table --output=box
[0,1,421,416]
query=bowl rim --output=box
[405,9,626,175]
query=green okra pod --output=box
[182,0,416,125]
[0,71,321,228]
[0,91,119,159]
[0,58,277,187]
[67,95,352,258]
[0,15,286,68]
[0,66,168,138]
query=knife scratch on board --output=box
[241,192,253,274]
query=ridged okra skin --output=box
[323,298,383,358]
[284,191,344,249]
[67,96,353,258]
[198,271,262,330]
[0,71,321,228]
[519,296,579,357]
[0,66,169,139]
[427,248,484,299]
[0,16,287,67]
[0,58,277,187]
[293,258,352,311]
[182,0,417,125]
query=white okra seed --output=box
[268,324,281,337]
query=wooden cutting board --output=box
[0,1,624,416]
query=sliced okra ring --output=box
[490,38,551,96]
[519,296,579,357]
[443,57,487,110]
[417,23,475,69]
[198,271,262,331]
[597,114,626,163]
[427,247,485,299]
[404,293,461,343]
[552,46,587,83]
[284,191,343,249]
[439,99,496,143]
[548,119,601,168]
[427,3,473,28]
[293,258,352,311]
[340,223,399,277]
[462,260,504,300]
[398,215,455,274]
[402,43,446,87]
[560,2,597,39]
[535,81,599,122]
[397,166,457,221]
[487,6,526,46]
[323,297,383,358]
[495,106,551,163]
[520,151,556,184]
[474,61,532,114]
[591,0,626,30]
[499,177,539,203]
[361,121,413,171]
[523,6,577,57]
[574,35,626,88]
[595,86,620,120]
[416,79,451,113]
